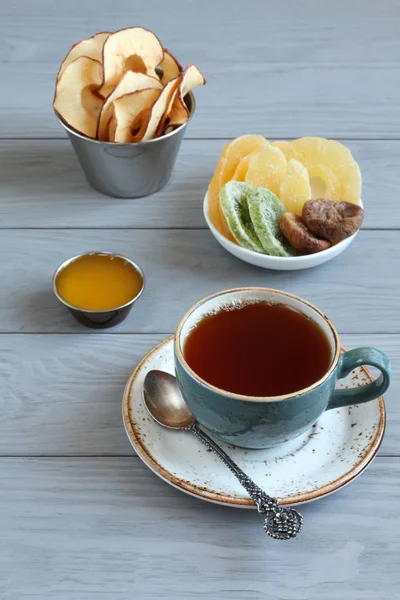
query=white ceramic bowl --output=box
[203,192,362,271]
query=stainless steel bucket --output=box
[55,92,195,198]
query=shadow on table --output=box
[1,139,212,228]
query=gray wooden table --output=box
[1,1,399,598]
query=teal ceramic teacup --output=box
[174,288,391,449]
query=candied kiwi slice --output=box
[219,182,264,253]
[247,188,295,257]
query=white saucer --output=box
[203,192,362,271]
[123,337,385,507]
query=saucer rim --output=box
[122,336,386,507]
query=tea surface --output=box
[183,302,332,396]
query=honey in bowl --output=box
[184,302,332,397]
[55,253,143,311]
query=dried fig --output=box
[280,212,331,255]
[302,199,364,242]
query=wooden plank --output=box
[0,333,396,457]
[2,0,399,65]
[1,456,399,600]
[3,61,400,139]
[0,229,398,334]
[2,0,399,138]
[0,139,398,229]
[0,334,162,456]
[3,5,400,136]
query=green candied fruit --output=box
[219,181,265,253]
[247,188,296,257]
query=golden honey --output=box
[56,253,143,311]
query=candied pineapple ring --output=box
[338,163,363,205]
[219,135,269,185]
[279,159,311,216]
[307,165,340,200]
[207,135,269,240]
[285,137,361,205]
[245,146,287,196]
[207,135,362,248]
[207,158,235,241]
[271,140,289,152]
[231,154,251,182]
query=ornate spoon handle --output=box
[189,422,303,540]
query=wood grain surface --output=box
[1,0,399,598]
[0,139,398,229]
[1,457,399,600]
[2,0,399,65]
[1,1,400,139]
[3,62,400,139]
[0,229,398,334]
[0,333,396,457]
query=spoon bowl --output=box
[144,370,195,429]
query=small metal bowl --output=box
[55,92,195,198]
[53,252,145,329]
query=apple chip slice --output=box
[168,64,206,127]
[181,64,206,97]
[96,71,162,141]
[108,114,117,142]
[53,56,103,138]
[141,75,182,141]
[111,88,161,143]
[57,32,111,80]
[101,27,164,97]
[159,49,182,84]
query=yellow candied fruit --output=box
[285,137,361,205]
[279,159,311,215]
[207,135,269,240]
[245,146,287,196]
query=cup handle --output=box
[327,347,391,411]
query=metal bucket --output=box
[55,92,195,198]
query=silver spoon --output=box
[143,370,303,540]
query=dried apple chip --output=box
[53,56,103,139]
[108,114,117,142]
[96,71,162,141]
[168,64,206,127]
[111,88,161,143]
[159,49,182,84]
[54,28,205,144]
[101,27,164,97]
[141,75,182,141]
[57,32,111,80]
